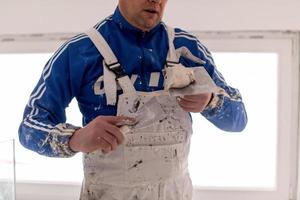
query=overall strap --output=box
[166,26,180,67]
[85,28,136,105]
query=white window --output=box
[0,53,83,183]
[190,52,278,189]
[0,139,16,200]
[190,32,299,200]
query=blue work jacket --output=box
[19,7,247,157]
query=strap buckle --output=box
[105,62,126,78]
[165,60,180,68]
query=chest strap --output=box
[166,26,180,67]
[85,28,136,106]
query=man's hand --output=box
[69,116,135,154]
[177,93,213,113]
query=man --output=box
[19,0,247,199]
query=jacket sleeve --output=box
[200,63,248,132]
[174,29,247,132]
[18,34,87,157]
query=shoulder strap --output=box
[85,28,126,77]
[86,28,118,66]
[85,28,136,106]
[166,26,180,67]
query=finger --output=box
[102,145,112,154]
[97,137,112,152]
[104,123,125,144]
[102,148,111,154]
[178,102,197,110]
[179,104,201,112]
[115,116,137,126]
[177,97,198,107]
[177,96,198,103]
[177,100,202,112]
[182,93,212,102]
[100,132,118,151]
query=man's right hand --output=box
[69,116,135,154]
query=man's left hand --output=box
[177,93,213,113]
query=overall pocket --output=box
[124,143,186,185]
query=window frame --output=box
[191,31,299,200]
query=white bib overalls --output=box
[80,27,193,200]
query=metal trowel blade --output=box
[133,97,165,129]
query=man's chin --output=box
[144,21,160,30]
[136,18,160,31]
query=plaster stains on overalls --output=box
[81,27,193,200]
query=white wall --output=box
[1,0,300,35]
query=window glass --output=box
[0,139,15,200]
[189,53,278,189]
[0,53,83,183]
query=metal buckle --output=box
[165,60,180,68]
[105,62,126,78]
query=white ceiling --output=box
[1,0,300,34]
